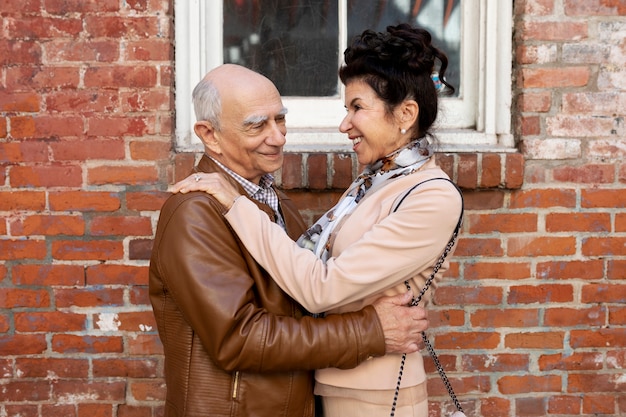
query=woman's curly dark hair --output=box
[339,23,454,140]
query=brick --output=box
[504,153,524,189]
[41,404,77,417]
[562,92,626,114]
[581,283,626,303]
[468,213,537,234]
[544,306,606,327]
[0,380,51,402]
[464,262,531,280]
[16,357,89,378]
[84,66,158,88]
[15,311,86,332]
[12,264,84,286]
[518,92,552,112]
[583,394,616,414]
[515,0,555,15]
[129,139,171,160]
[607,259,626,279]
[49,191,121,211]
[519,115,540,136]
[564,0,626,15]
[462,190,505,210]
[7,66,80,90]
[609,306,626,325]
[508,284,574,303]
[8,16,82,38]
[0,238,47,260]
[515,397,547,416]
[84,16,163,38]
[128,379,166,402]
[0,288,50,308]
[537,259,605,280]
[454,238,503,257]
[87,115,156,136]
[90,215,153,237]
[86,264,148,286]
[0,91,40,112]
[547,396,582,415]
[480,153,501,187]
[122,89,171,112]
[457,153,478,189]
[46,40,119,63]
[518,21,588,41]
[582,236,626,257]
[0,40,42,66]
[12,115,85,139]
[471,308,539,328]
[520,67,590,88]
[126,39,172,61]
[9,164,83,187]
[505,332,564,349]
[588,138,626,160]
[130,285,150,306]
[568,371,626,392]
[462,353,529,372]
[0,191,46,211]
[434,285,503,306]
[307,153,328,189]
[92,357,159,378]
[111,311,157,332]
[499,374,562,394]
[117,405,153,417]
[570,328,626,348]
[51,240,123,261]
[516,44,558,65]
[539,352,604,371]
[582,189,626,208]
[129,238,153,260]
[127,334,163,355]
[0,141,49,163]
[546,212,610,232]
[9,214,85,236]
[547,115,617,138]
[522,138,581,160]
[0,334,47,355]
[281,153,303,189]
[44,0,119,14]
[88,165,158,186]
[508,236,576,257]
[481,397,512,417]
[51,139,126,161]
[46,90,119,113]
[55,287,125,308]
[331,153,354,189]
[509,189,576,209]
[126,191,170,211]
[77,404,113,417]
[52,335,124,354]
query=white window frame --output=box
[174,0,513,152]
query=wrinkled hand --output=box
[168,172,241,209]
[373,291,428,354]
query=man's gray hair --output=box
[192,77,221,131]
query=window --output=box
[175,1,513,152]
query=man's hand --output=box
[372,291,428,354]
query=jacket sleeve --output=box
[151,193,385,372]
[225,179,463,313]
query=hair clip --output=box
[431,72,445,93]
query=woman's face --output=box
[339,79,409,166]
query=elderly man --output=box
[149,64,428,417]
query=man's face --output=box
[213,78,287,184]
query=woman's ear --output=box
[400,99,419,127]
[194,121,221,154]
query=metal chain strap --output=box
[389,178,464,417]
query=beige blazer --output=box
[225,157,463,390]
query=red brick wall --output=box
[0,1,624,416]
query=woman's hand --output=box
[168,173,242,209]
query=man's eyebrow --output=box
[243,107,288,126]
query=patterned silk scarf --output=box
[296,137,433,261]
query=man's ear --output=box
[194,121,221,154]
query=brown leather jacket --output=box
[149,155,386,417]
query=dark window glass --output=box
[223,0,461,97]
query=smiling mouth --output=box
[352,137,363,145]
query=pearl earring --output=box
[400,128,407,134]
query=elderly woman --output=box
[172,23,463,417]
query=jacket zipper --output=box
[232,371,240,399]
